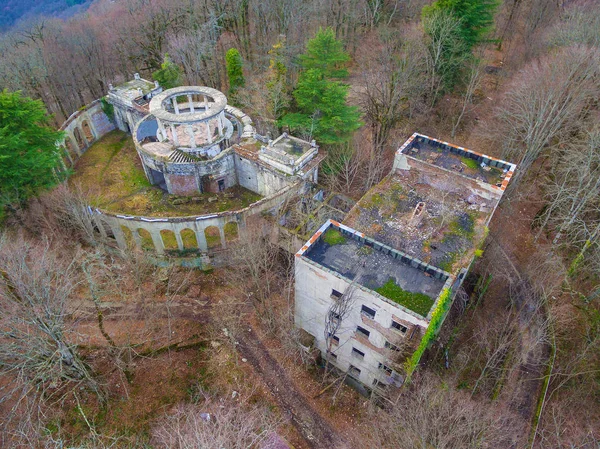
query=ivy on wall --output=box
[405,287,453,379]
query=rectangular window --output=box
[378,363,393,375]
[331,289,343,300]
[329,311,341,324]
[327,351,337,360]
[356,326,370,338]
[391,320,408,334]
[385,341,401,352]
[351,347,365,359]
[328,333,340,345]
[373,379,387,389]
[361,305,376,319]
[348,365,361,379]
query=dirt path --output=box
[237,327,351,449]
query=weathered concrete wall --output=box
[58,100,115,168]
[93,181,302,256]
[294,255,429,389]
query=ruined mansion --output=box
[56,75,515,393]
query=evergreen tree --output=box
[280,29,361,144]
[281,69,361,145]
[225,48,245,98]
[298,27,350,79]
[0,89,63,217]
[423,0,500,49]
[152,54,182,89]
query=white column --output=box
[172,97,180,115]
[188,94,194,113]
[186,125,197,148]
[203,96,208,110]
[157,118,167,141]
[170,124,180,146]
[206,122,213,144]
[217,113,224,137]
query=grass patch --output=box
[70,131,262,217]
[375,278,434,316]
[322,228,346,246]
[461,157,480,170]
[447,212,476,241]
[439,251,458,272]
[205,228,221,249]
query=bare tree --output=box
[451,58,484,138]
[493,46,600,187]
[0,234,97,428]
[536,128,600,272]
[366,373,518,449]
[358,27,428,153]
[151,396,281,449]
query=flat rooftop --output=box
[298,220,450,318]
[270,134,313,159]
[344,134,516,274]
[344,171,488,274]
[112,78,155,101]
[70,131,262,217]
[400,133,516,190]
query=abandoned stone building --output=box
[294,133,516,393]
[131,85,320,196]
[57,76,323,258]
[107,73,163,134]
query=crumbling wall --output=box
[57,100,115,169]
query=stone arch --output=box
[160,229,178,250]
[180,228,198,249]
[204,226,221,249]
[65,137,78,159]
[137,228,154,251]
[59,145,73,165]
[81,118,95,142]
[73,127,86,151]
[224,222,239,242]
[121,226,135,248]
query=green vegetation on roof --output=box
[461,156,480,170]
[322,227,347,246]
[375,278,434,316]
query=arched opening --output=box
[121,226,135,248]
[160,229,178,250]
[204,226,221,249]
[59,145,71,164]
[65,138,77,160]
[137,228,154,251]
[81,119,95,142]
[181,228,198,249]
[73,127,86,150]
[224,222,239,242]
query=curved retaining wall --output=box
[58,99,300,256]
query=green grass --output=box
[322,228,347,245]
[439,251,458,272]
[375,278,434,316]
[461,157,480,170]
[70,131,262,217]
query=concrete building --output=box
[107,73,163,133]
[132,85,321,196]
[294,133,516,394]
[295,220,453,392]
